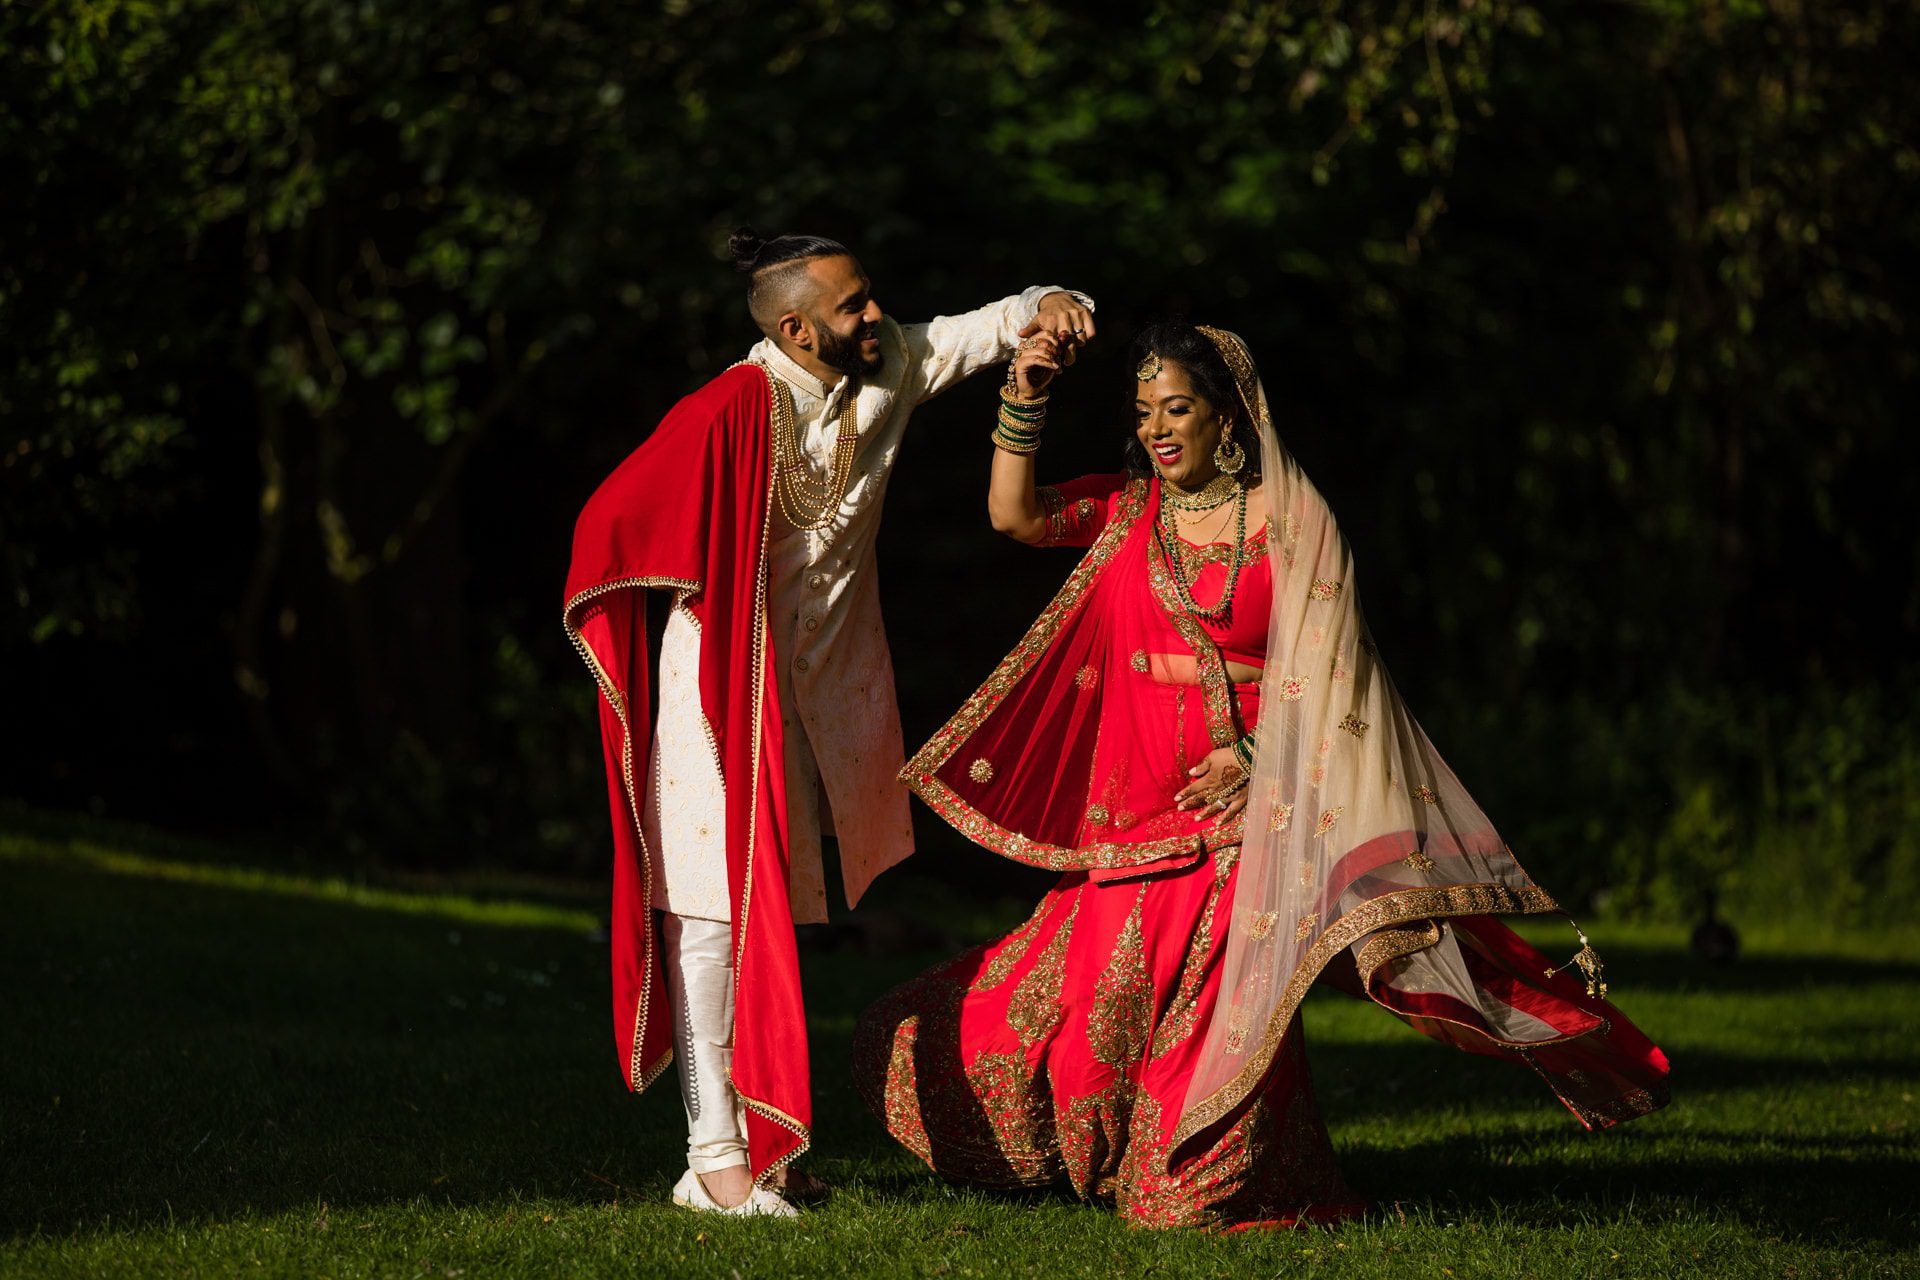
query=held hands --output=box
[1011,331,1072,399]
[1013,292,1095,401]
[1175,746,1250,826]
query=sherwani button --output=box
[808,573,825,590]
[804,616,820,632]
[795,656,810,672]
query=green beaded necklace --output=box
[1157,479,1249,623]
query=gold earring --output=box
[1213,425,1246,476]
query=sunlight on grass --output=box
[3,824,1916,1278]
[0,831,599,933]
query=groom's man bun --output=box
[729,225,853,336]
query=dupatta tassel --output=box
[1543,922,1610,999]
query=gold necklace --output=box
[1159,470,1240,513]
[1158,480,1248,623]
[763,367,860,531]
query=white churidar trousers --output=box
[658,911,748,1174]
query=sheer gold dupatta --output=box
[1170,330,1569,1150]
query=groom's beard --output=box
[815,317,884,379]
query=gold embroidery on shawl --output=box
[1275,675,1310,701]
[1309,578,1343,601]
[1313,806,1344,837]
[1247,910,1279,940]
[1074,664,1099,690]
[1213,841,1241,886]
[1269,801,1294,833]
[969,758,995,784]
[1224,1010,1250,1054]
[1087,804,1112,827]
[1145,526,1241,748]
[1130,649,1149,673]
[902,478,1246,871]
[1413,784,1441,806]
[1170,880,1562,1148]
[1294,912,1320,941]
[1404,851,1437,872]
[1088,887,1154,1067]
[1338,712,1369,738]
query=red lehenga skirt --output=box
[856,682,1364,1230]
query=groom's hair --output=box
[728,227,854,335]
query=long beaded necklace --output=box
[763,366,860,531]
[1157,475,1248,623]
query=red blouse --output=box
[1038,471,1271,669]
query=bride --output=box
[854,321,1670,1228]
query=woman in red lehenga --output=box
[854,322,1670,1229]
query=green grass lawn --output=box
[3,822,1917,1278]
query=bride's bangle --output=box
[994,388,1046,454]
[1231,731,1257,773]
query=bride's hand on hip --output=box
[1175,747,1249,826]
[1011,331,1065,399]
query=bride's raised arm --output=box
[987,330,1072,544]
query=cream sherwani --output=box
[642,285,1093,925]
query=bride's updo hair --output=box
[1123,321,1258,477]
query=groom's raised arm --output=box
[901,285,1096,406]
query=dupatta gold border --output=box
[563,572,699,1095]
[1144,519,1244,749]
[1167,880,1564,1148]
[731,362,812,1188]
[900,476,1250,871]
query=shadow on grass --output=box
[3,848,1915,1251]
[1341,1132,1919,1248]
[0,854,862,1238]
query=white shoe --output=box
[670,1168,800,1218]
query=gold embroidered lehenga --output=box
[856,471,1361,1226]
[856,330,1669,1229]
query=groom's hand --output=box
[1019,291,1096,365]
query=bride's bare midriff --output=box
[1145,652,1265,685]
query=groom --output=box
[564,229,1094,1215]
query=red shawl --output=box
[563,363,809,1184]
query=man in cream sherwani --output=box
[644,228,1096,1215]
